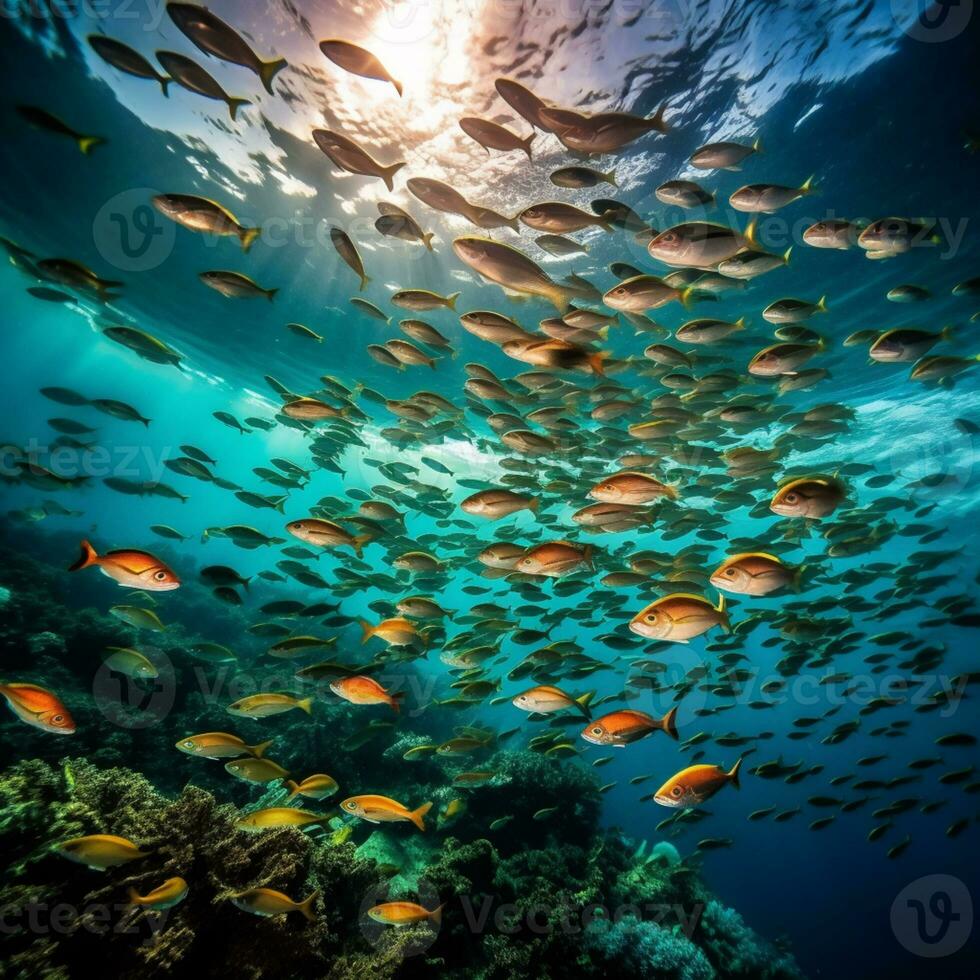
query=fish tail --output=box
[728,756,743,789]
[228,98,251,122]
[508,216,523,233]
[743,217,758,249]
[800,174,816,194]
[159,77,171,97]
[359,620,374,644]
[648,103,669,132]
[392,78,404,97]
[605,170,618,188]
[250,738,275,759]
[259,57,288,96]
[661,705,680,741]
[782,245,793,264]
[940,323,956,342]
[429,903,444,924]
[296,697,314,715]
[521,134,535,161]
[359,274,371,291]
[587,352,607,376]
[445,292,461,310]
[717,593,732,632]
[239,227,261,253]
[422,232,435,251]
[409,801,433,831]
[78,135,104,155]
[817,294,828,312]
[583,544,595,570]
[284,779,299,799]
[389,692,404,714]
[353,534,373,558]
[265,287,279,302]
[528,496,541,512]
[734,316,747,331]
[383,161,407,193]
[298,890,319,922]
[679,286,697,309]
[575,691,594,720]
[126,887,141,906]
[752,136,763,154]
[68,539,99,572]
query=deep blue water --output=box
[1,1,980,976]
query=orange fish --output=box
[709,553,799,596]
[588,471,679,505]
[68,540,180,590]
[629,593,729,643]
[769,476,845,519]
[654,758,743,808]
[581,708,678,747]
[515,540,594,578]
[512,685,592,719]
[330,675,401,713]
[340,794,433,831]
[359,617,424,647]
[368,901,443,926]
[0,683,75,734]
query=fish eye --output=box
[591,727,603,736]
[345,801,358,810]
[52,714,64,724]
[671,786,683,797]
[663,233,676,243]
[725,567,737,576]
[182,740,194,749]
[645,613,658,622]
[784,492,799,504]
[517,695,527,702]
[814,222,825,231]
[154,570,168,581]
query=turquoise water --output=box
[1,2,979,976]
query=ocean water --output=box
[1,1,979,977]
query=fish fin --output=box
[251,739,275,759]
[298,890,319,922]
[159,77,171,97]
[661,705,679,740]
[583,544,595,571]
[752,136,763,154]
[78,135,104,155]
[410,801,433,831]
[817,294,828,312]
[445,292,461,310]
[648,104,669,132]
[521,134,534,161]
[728,756,743,788]
[430,903,444,924]
[69,539,99,572]
[359,274,371,292]
[359,620,374,644]
[392,78,404,97]
[227,98,251,122]
[679,286,697,309]
[259,57,288,96]
[265,288,279,302]
[383,161,407,192]
[422,232,435,251]
[575,691,594,720]
[239,227,261,252]
[587,352,607,377]
[296,698,314,715]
